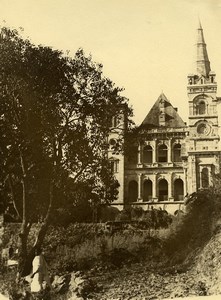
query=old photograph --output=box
[1,0,221,299]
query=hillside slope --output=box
[193,231,221,295]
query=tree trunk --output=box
[19,222,50,277]
[18,222,31,276]
[18,181,54,277]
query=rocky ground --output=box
[0,256,219,300]
[2,232,221,299]
[84,232,221,300]
[0,246,218,300]
[86,263,207,300]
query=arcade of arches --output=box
[126,165,211,202]
[136,142,182,165]
[128,176,184,202]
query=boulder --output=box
[69,271,97,299]
[52,271,96,298]
[52,274,70,293]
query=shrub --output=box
[163,190,221,265]
[115,209,131,221]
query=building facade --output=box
[109,23,221,215]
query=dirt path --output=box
[89,262,209,300]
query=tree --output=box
[0,27,132,276]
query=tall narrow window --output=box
[128,181,138,202]
[158,144,167,162]
[198,101,206,115]
[143,145,152,163]
[173,144,182,162]
[202,167,209,188]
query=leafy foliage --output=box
[0,26,132,275]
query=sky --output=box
[1,0,221,124]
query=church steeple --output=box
[196,20,211,77]
[186,21,220,195]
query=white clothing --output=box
[31,254,51,293]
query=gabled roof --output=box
[140,93,186,129]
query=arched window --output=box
[128,180,138,202]
[174,179,184,201]
[158,144,167,162]
[198,101,206,115]
[173,144,182,162]
[143,180,152,201]
[202,168,209,188]
[158,179,168,201]
[143,145,152,163]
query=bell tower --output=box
[186,21,220,193]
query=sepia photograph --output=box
[1,0,221,299]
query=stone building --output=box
[109,22,221,215]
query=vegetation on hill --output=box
[163,184,221,269]
[2,186,221,298]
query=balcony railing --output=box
[158,195,168,201]
[174,195,184,201]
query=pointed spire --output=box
[196,21,211,77]
[198,18,202,30]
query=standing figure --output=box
[30,248,51,292]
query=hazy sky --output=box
[1,0,221,124]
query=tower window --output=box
[201,167,209,188]
[198,101,206,115]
